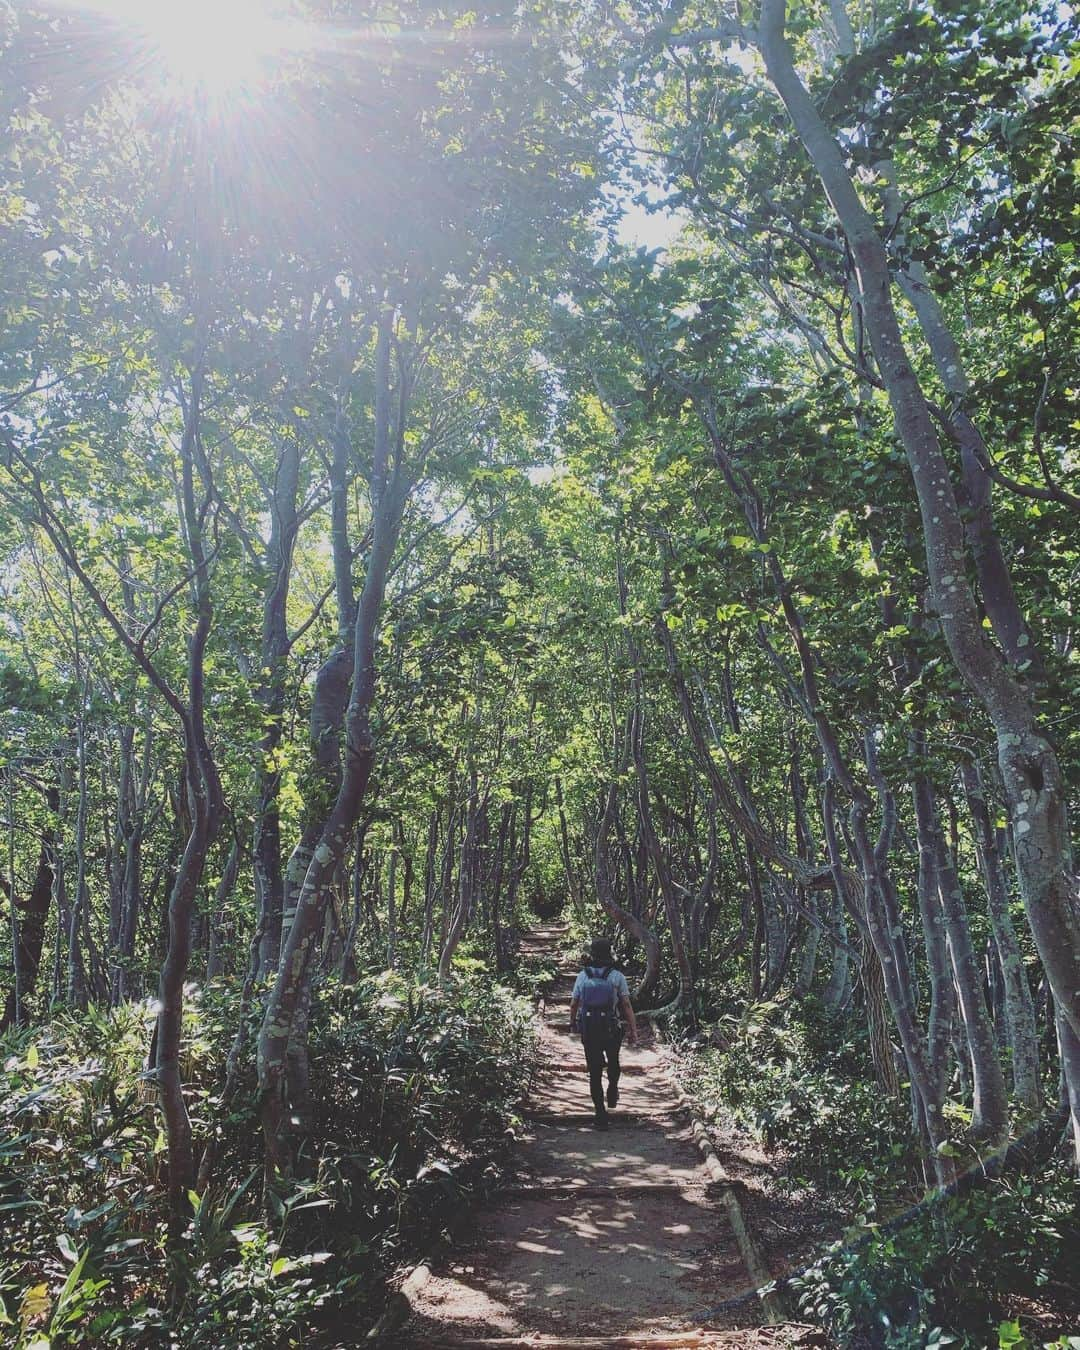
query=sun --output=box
[92,0,297,93]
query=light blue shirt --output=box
[572,966,630,1003]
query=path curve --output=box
[392,927,824,1349]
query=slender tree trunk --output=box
[822,876,851,1010]
[961,758,1041,1111]
[758,0,1080,1160]
[555,777,583,918]
[791,738,819,996]
[419,810,440,968]
[633,702,695,1021]
[595,749,662,1001]
[440,774,479,982]
[254,439,301,977]
[385,839,398,969]
[258,309,406,1185]
[748,848,765,1001]
[400,831,413,927]
[911,769,955,1108]
[927,780,1008,1143]
[795,903,820,998]
[113,722,152,1003]
[1058,1007,1080,1164]
[155,373,227,1232]
[68,687,91,1010]
[206,838,241,980]
[502,782,538,966]
[51,762,72,1004]
[490,802,512,971]
[1,786,57,1032]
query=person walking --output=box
[569,937,639,1130]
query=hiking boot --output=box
[606,1083,618,1109]
[592,1111,609,1130]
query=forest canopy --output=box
[1,0,1079,1345]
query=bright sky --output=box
[615,196,685,253]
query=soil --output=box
[391,928,829,1349]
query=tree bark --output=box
[68,685,91,1010]
[439,776,479,983]
[596,773,662,1002]
[1,785,57,1033]
[255,438,302,977]
[961,758,1041,1112]
[257,308,406,1185]
[758,0,1080,1159]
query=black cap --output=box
[589,936,614,963]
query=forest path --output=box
[392,927,822,1349]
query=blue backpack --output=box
[579,965,619,1045]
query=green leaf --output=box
[997,1320,1028,1349]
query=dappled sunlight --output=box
[400,935,772,1343]
[3,0,1078,1341]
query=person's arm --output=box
[569,996,580,1033]
[620,994,639,1045]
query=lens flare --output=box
[89,0,296,93]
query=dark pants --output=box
[583,1029,622,1116]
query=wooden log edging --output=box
[423,1333,750,1348]
[651,1026,790,1326]
[365,1253,441,1343]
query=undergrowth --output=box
[0,967,535,1347]
[672,996,1080,1349]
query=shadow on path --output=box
[392,927,825,1349]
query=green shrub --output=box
[507,950,559,999]
[1,967,537,1347]
[790,1168,1080,1348]
[674,999,918,1204]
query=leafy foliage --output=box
[0,970,535,1345]
[673,1000,918,1202]
[792,1171,1080,1348]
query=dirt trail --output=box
[393,928,824,1349]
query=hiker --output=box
[568,937,639,1130]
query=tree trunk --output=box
[1,785,57,1033]
[911,769,955,1110]
[385,838,398,969]
[632,697,695,1021]
[206,838,241,980]
[114,722,152,1003]
[254,438,301,977]
[257,308,406,1185]
[929,783,1009,1143]
[748,848,765,1001]
[555,777,583,918]
[419,810,440,967]
[795,902,820,998]
[822,876,851,1010]
[595,752,662,1001]
[68,688,91,1010]
[960,758,1041,1112]
[155,373,227,1233]
[440,773,479,982]
[758,0,1080,1160]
